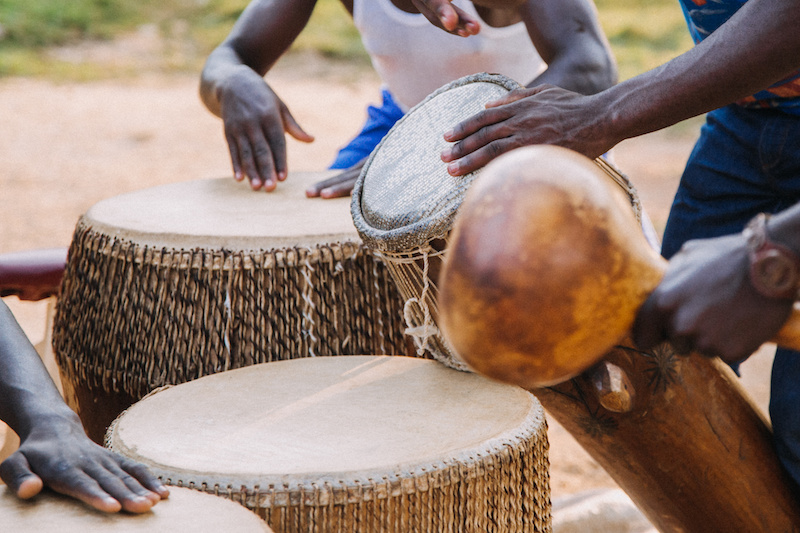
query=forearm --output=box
[763,202,800,256]
[0,300,76,440]
[599,0,800,143]
[521,0,617,95]
[200,47,251,117]
[199,0,317,117]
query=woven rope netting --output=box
[53,221,414,399]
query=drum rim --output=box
[105,356,547,505]
[351,73,522,253]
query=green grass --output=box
[0,0,693,80]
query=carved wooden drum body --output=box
[53,173,409,442]
[0,486,272,532]
[106,355,552,533]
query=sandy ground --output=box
[0,57,776,505]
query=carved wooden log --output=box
[438,145,800,531]
[537,340,800,531]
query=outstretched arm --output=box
[633,203,800,364]
[442,0,800,175]
[199,0,320,191]
[0,300,168,513]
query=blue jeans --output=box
[661,104,800,493]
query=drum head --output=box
[0,486,271,532]
[351,73,521,252]
[84,172,356,251]
[107,356,542,491]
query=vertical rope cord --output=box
[371,254,388,355]
[300,248,318,357]
[401,248,438,356]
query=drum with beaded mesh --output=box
[351,73,652,372]
[52,172,411,443]
[0,485,272,533]
[106,355,552,533]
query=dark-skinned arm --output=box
[633,203,800,364]
[0,300,168,512]
[520,0,616,95]
[441,0,800,175]
[199,0,326,191]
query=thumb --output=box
[632,294,668,351]
[0,452,44,499]
[279,103,314,143]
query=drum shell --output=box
[105,356,553,533]
[52,176,413,442]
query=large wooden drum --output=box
[53,173,410,442]
[106,356,552,532]
[0,486,272,532]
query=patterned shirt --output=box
[679,0,800,114]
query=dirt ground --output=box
[0,57,776,502]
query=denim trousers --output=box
[661,103,800,492]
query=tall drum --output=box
[106,356,552,533]
[53,173,410,442]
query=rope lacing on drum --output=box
[371,256,387,355]
[301,249,319,357]
[395,247,444,357]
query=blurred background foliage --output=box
[0,0,692,80]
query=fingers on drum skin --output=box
[80,466,155,514]
[224,131,243,181]
[118,457,168,498]
[263,120,288,181]
[0,453,42,499]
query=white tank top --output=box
[354,0,546,111]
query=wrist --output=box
[743,213,800,300]
[17,407,83,441]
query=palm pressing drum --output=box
[105,355,552,533]
[52,173,409,442]
[351,73,649,371]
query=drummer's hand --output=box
[0,414,169,513]
[305,159,366,199]
[441,85,613,176]
[219,66,314,191]
[410,0,481,36]
[632,234,794,365]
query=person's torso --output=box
[354,0,546,111]
[679,0,800,114]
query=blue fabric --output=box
[329,88,406,170]
[661,103,800,491]
[676,0,800,114]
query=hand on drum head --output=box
[305,160,365,199]
[409,0,481,36]
[0,417,169,514]
[219,67,314,192]
[632,233,794,364]
[440,85,613,176]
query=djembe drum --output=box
[0,486,272,533]
[53,172,410,443]
[351,73,647,371]
[105,356,552,533]
[351,75,800,530]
